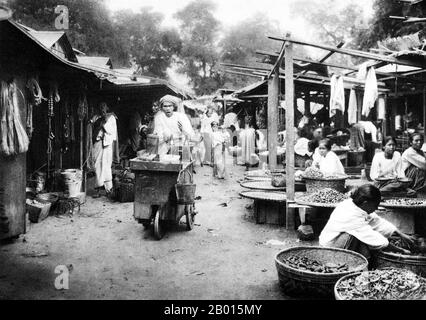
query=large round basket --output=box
[376,251,426,277]
[275,246,368,298]
[334,268,425,300]
[303,176,347,194]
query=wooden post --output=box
[423,87,426,136]
[267,70,279,169]
[285,37,296,230]
[382,95,388,138]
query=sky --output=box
[106,0,375,33]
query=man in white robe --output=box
[91,102,118,197]
[153,95,194,156]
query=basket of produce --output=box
[334,268,426,300]
[302,167,347,194]
[275,246,368,298]
[375,235,426,277]
[26,198,52,223]
[295,188,349,208]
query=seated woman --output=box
[319,184,415,263]
[401,133,426,192]
[294,127,312,168]
[370,136,411,194]
[311,138,345,176]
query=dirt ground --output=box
[0,159,309,300]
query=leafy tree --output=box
[9,0,126,64]
[356,0,426,50]
[174,0,222,95]
[219,13,283,88]
[112,8,182,77]
[289,0,370,67]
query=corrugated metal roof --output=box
[29,30,65,48]
[77,56,113,69]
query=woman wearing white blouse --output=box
[370,137,401,177]
[311,138,345,176]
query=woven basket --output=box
[376,251,426,277]
[304,176,347,194]
[117,181,134,203]
[275,246,368,298]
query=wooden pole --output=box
[285,37,296,230]
[423,87,426,137]
[267,69,279,170]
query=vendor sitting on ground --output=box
[310,138,345,176]
[401,133,426,192]
[370,136,414,195]
[319,184,415,263]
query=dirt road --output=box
[0,160,302,300]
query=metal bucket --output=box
[61,169,82,197]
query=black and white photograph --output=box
[1,0,426,306]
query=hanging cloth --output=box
[362,67,378,117]
[377,96,386,121]
[348,89,358,125]
[310,102,323,115]
[329,75,345,118]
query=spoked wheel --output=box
[185,204,195,231]
[153,208,165,240]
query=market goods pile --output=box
[303,167,323,179]
[336,268,426,300]
[280,255,349,273]
[389,235,426,256]
[382,198,426,206]
[303,167,344,180]
[300,188,348,204]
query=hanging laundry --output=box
[357,62,369,80]
[329,75,345,118]
[348,89,358,125]
[362,67,378,117]
[310,102,323,115]
[377,96,386,120]
[296,98,305,114]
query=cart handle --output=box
[177,161,195,184]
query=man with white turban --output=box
[153,95,194,155]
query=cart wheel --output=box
[185,204,195,231]
[153,209,165,240]
[142,221,150,229]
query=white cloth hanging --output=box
[362,67,378,117]
[377,96,386,120]
[329,75,345,117]
[348,89,358,125]
[310,102,324,115]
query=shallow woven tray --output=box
[379,198,426,209]
[239,191,286,202]
[295,197,346,208]
[240,180,286,191]
[244,176,271,181]
[244,170,270,178]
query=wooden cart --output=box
[130,159,195,240]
